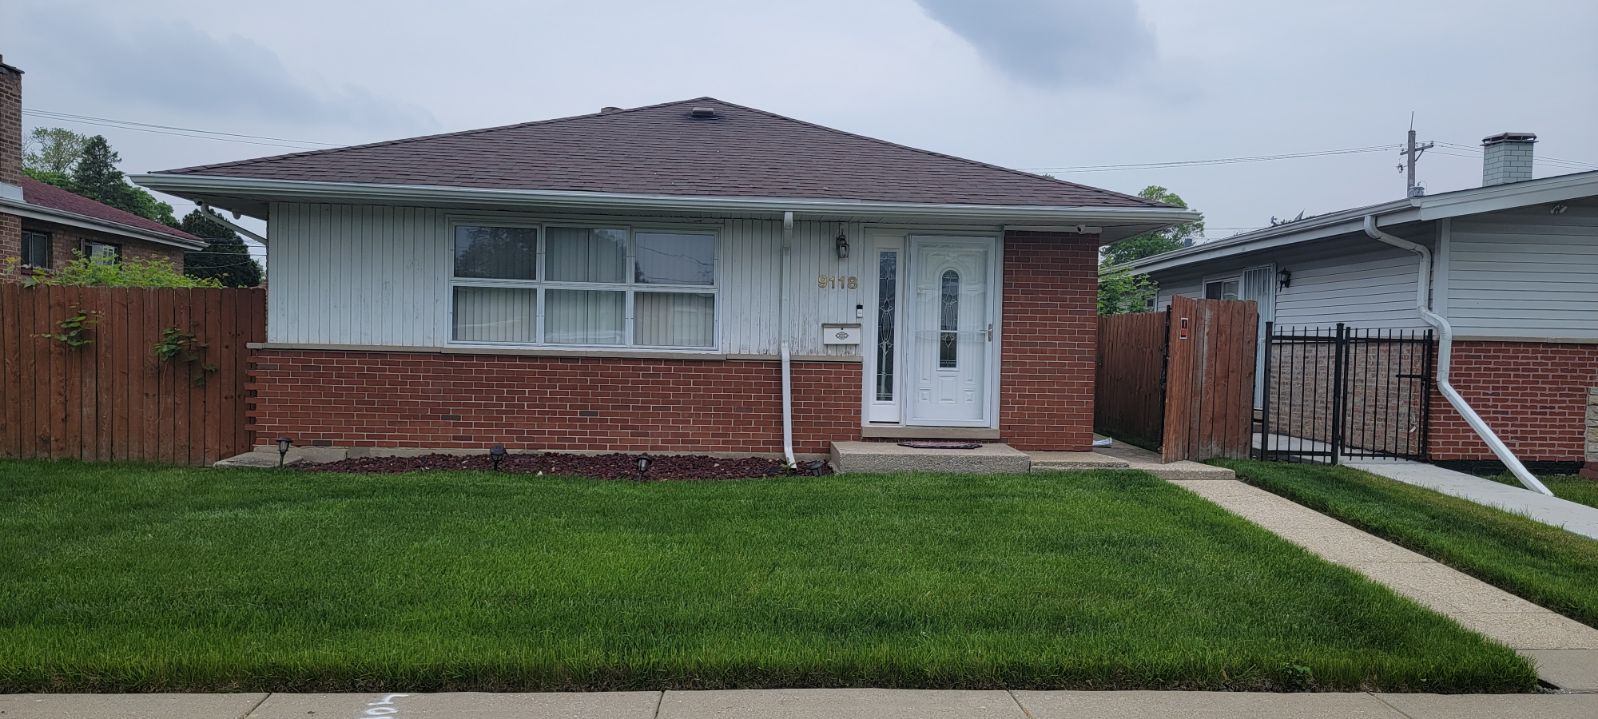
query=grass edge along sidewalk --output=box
[1218,459,1598,630]
[0,460,1534,693]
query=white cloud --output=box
[914,0,1157,88]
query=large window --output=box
[449,222,717,348]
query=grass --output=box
[0,460,1535,693]
[1218,459,1598,629]
[1487,473,1598,509]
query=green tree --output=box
[1097,185,1205,315]
[23,127,90,175]
[179,210,262,287]
[33,133,181,228]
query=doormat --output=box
[897,441,983,450]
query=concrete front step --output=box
[829,441,1032,474]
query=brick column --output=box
[999,230,1098,451]
[1583,388,1597,479]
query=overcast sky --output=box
[4,0,1595,246]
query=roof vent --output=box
[600,106,621,114]
[690,106,718,119]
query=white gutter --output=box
[0,196,208,251]
[1362,215,1551,495]
[130,174,1201,227]
[779,211,796,468]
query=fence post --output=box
[1330,323,1348,465]
[1257,321,1274,460]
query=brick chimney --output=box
[0,55,22,263]
[1482,132,1536,186]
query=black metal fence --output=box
[1256,323,1433,464]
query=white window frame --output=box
[1202,273,1241,301]
[445,217,721,351]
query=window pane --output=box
[1205,279,1240,301]
[85,241,120,264]
[453,286,535,342]
[635,292,714,347]
[546,227,626,283]
[21,231,51,267]
[939,270,959,369]
[875,252,897,401]
[454,225,536,279]
[635,232,714,285]
[545,289,625,345]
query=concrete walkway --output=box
[4,689,1596,719]
[1172,479,1598,691]
[1346,459,1598,540]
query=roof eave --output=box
[0,196,207,251]
[131,174,1198,237]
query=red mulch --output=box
[301,452,828,480]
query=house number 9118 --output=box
[818,275,858,290]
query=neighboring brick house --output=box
[135,97,1196,458]
[0,57,205,275]
[1127,134,1598,477]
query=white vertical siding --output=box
[266,203,870,355]
[1447,200,1598,339]
[1148,229,1431,331]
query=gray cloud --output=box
[11,3,436,133]
[915,0,1156,88]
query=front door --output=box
[906,237,995,426]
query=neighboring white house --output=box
[1125,134,1598,473]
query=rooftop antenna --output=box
[1397,112,1434,197]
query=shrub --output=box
[6,253,222,288]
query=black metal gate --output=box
[1256,323,1433,464]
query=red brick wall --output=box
[1429,341,1598,463]
[0,212,17,265]
[249,349,862,454]
[999,230,1098,451]
[33,223,186,271]
[0,62,21,189]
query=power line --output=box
[1024,144,1401,173]
[22,109,327,151]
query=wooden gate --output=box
[0,285,266,465]
[1094,297,1258,462]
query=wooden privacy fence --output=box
[1093,296,1258,462]
[0,285,265,465]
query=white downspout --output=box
[1362,216,1551,495]
[779,211,797,468]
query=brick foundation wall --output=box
[1429,341,1598,464]
[999,230,1098,451]
[249,349,862,454]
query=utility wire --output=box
[22,109,328,151]
[1024,144,1401,173]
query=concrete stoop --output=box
[829,441,1031,475]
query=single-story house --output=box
[0,58,206,271]
[134,98,1196,459]
[1125,134,1598,476]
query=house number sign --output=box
[817,274,858,290]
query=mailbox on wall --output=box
[822,323,861,345]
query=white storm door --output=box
[907,237,994,426]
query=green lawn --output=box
[1488,473,1598,509]
[1219,460,1598,629]
[0,460,1534,693]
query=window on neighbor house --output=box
[449,223,717,348]
[21,230,51,268]
[1204,277,1239,301]
[82,240,122,264]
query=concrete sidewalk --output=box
[3,689,1596,719]
[1346,459,1598,540]
[1172,479,1598,691]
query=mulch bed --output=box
[302,452,828,480]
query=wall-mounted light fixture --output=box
[275,437,293,467]
[835,228,849,259]
[1277,269,1292,289]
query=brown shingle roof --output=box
[21,177,202,245]
[156,98,1162,209]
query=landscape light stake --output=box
[635,454,653,480]
[274,437,292,468]
[489,443,508,471]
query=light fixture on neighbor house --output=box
[489,443,508,471]
[274,437,292,467]
[835,227,850,259]
[1277,269,1292,289]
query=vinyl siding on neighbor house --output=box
[1446,200,1598,340]
[263,202,878,356]
[1153,229,1430,331]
